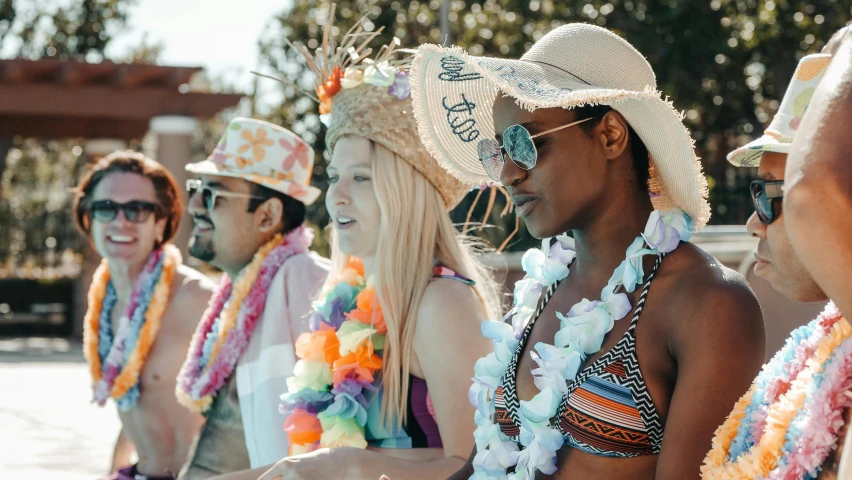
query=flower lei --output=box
[469,209,695,479]
[83,244,181,411]
[280,257,388,455]
[701,302,852,479]
[176,226,313,413]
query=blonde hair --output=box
[325,139,503,430]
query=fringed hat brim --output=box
[410,43,710,229]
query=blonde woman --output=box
[210,11,503,480]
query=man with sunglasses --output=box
[708,52,852,477]
[176,118,329,479]
[782,24,852,478]
[73,151,215,480]
[728,53,833,304]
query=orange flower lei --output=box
[176,233,283,412]
[701,316,852,478]
[282,257,388,454]
[83,245,180,405]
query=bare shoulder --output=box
[419,278,484,325]
[416,279,484,340]
[414,278,491,376]
[655,243,765,355]
[169,265,216,330]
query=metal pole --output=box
[440,0,451,45]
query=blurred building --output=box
[0,58,242,337]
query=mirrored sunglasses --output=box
[750,179,784,225]
[477,116,597,182]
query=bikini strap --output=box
[432,265,475,285]
[626,254,662,332]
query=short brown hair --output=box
[73,151,183,248]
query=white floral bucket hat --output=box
[727,53,832,167]
[186,117,321,205]
[410,23,711,228]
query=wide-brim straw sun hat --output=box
[727,53,832,168]
[410,23,711,229]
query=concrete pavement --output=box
[0,337,121,480]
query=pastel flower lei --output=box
[701,302,852,479]
[469,209,695,479]
[280,257,388,455]
[83,244,181,410]
[176,226,313,413]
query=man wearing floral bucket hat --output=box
[698,52,852,480]
[175,118,330,479]
[411,23,765,479]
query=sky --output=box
[106,0,292,102]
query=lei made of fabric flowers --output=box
[701,302,852,479]
[280,257,389,455]
[175,226,313,413]
[83,244,181,411]
[469,209,695,480]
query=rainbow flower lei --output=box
[280,257,388,455]
[83,244,180,411]
[176,226,312,413]
[469,209,695,479]
[701,302,852,479]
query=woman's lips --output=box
[513,196,538,217]
[336,217,357,230]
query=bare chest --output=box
[107,301,188,395]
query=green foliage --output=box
[258,0,851,251]
[0,140,88,278]
[0,0,138,278]
[3,0,134,61]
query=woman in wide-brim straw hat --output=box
[410,24,766,479]
[214,6,503,480]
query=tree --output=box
[0,0,139,278]
[258,0,851,251]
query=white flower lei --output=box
[469,209,695,479]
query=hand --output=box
[258,448,349,480]
[823,24,852,56]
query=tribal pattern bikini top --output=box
[494,257,665,457]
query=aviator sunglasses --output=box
[186,179,264,211]
[477,116,597,182]
[89,200,161,223]
[750,179,784,225]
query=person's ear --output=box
[597,110,630,160]
[255,197,284,234]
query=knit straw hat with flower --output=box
[264,4,470,210]
[410,23,712,229]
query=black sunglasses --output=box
[477,116,596,182]
[89,200,160,223]
[750,179,784,225]
[186,179,264,211]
